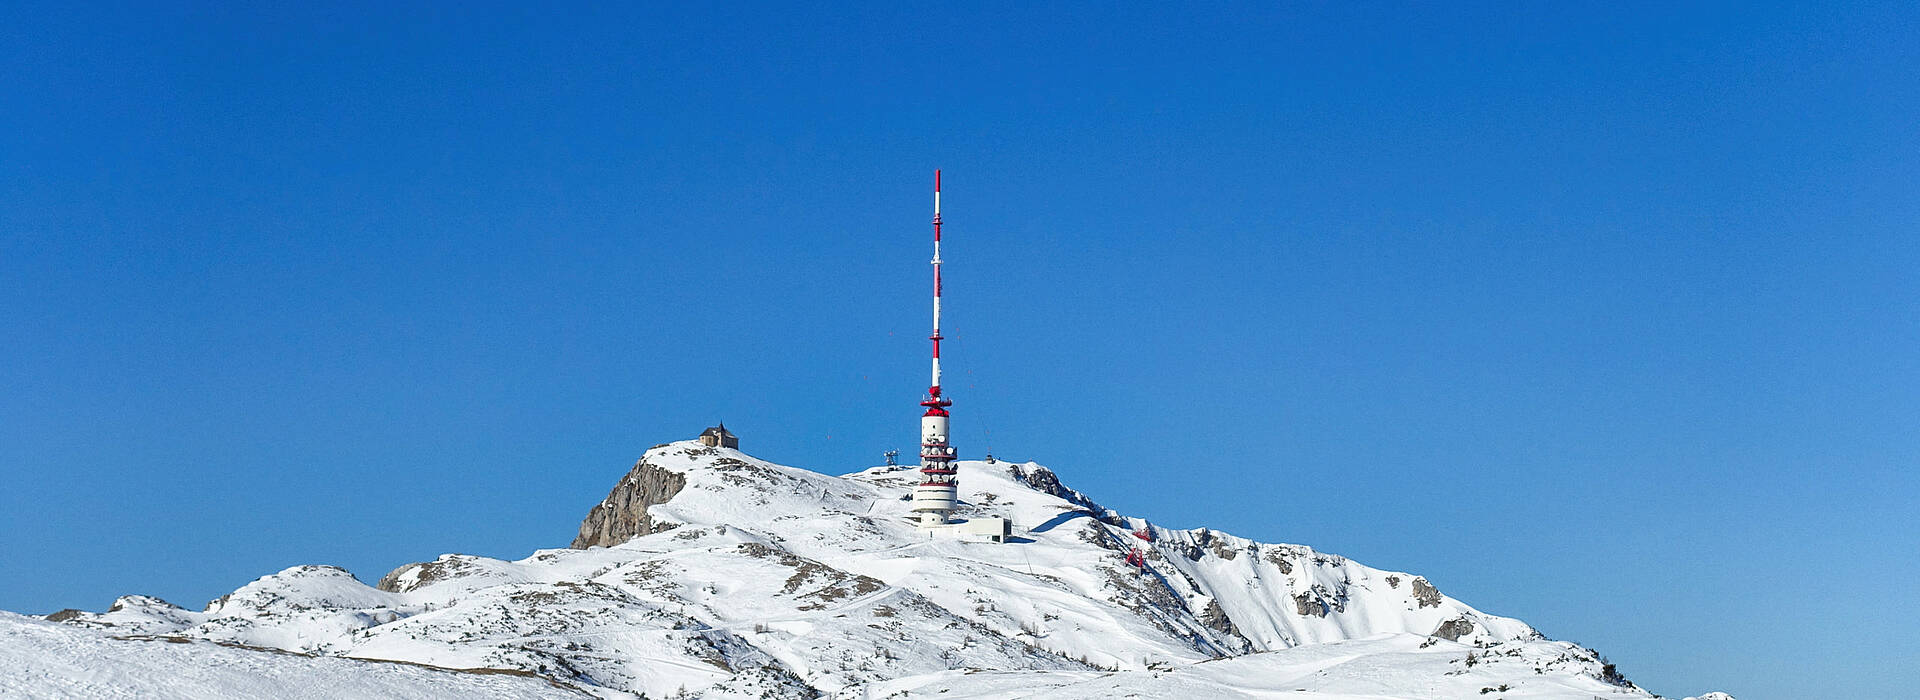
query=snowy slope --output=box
[870,634,1649,700]
[34,441,1728,699]
[0,612,576,699]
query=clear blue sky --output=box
[3,3,1915,698]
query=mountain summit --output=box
[23,441,1730,699]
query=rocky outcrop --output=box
[1007,463,1122,525]
[1196,599,1241,638]
[376,556,488,593]
[1411,577,1443,609]
[1293,592,1326,617]
[1431,616,1475,641]
[570,456,688,549]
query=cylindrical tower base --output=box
[911,483,958,524]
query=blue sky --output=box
[3,3,1915,698]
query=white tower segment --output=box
[912,170,958,526]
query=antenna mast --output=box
[912,170,958,526]
[931,169,944,393]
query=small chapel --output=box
[697,423,739,449]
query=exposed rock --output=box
[1411,577,1443,609]
[44,609,85,623]
[108,595,180,613]
[1432,616,1475,642]
[1293,583,1349,618]
[1601,660,1634,687]
[1099,565,1194,645]
[570,456,689,549]
[1293,592,1328,617]
[373,565,418,593]
[1208,539,1239,561]
[1007,463,1122,525]
[1196,599,1241,638]
[1078,521,1123,552]
[375,556,488,594]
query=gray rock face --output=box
[1294,592,1327,617]
[1007,463,1123,526]
[1432,616,1475,641]
[569,456,689,549]
[1411,577,1443,609]
[376,556,488,593]
[374,564,423,593]
[1196,599,1241,638]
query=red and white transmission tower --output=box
[911,170,958,526]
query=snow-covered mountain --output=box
[20,441,1730,699]
[0,611,572,699]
